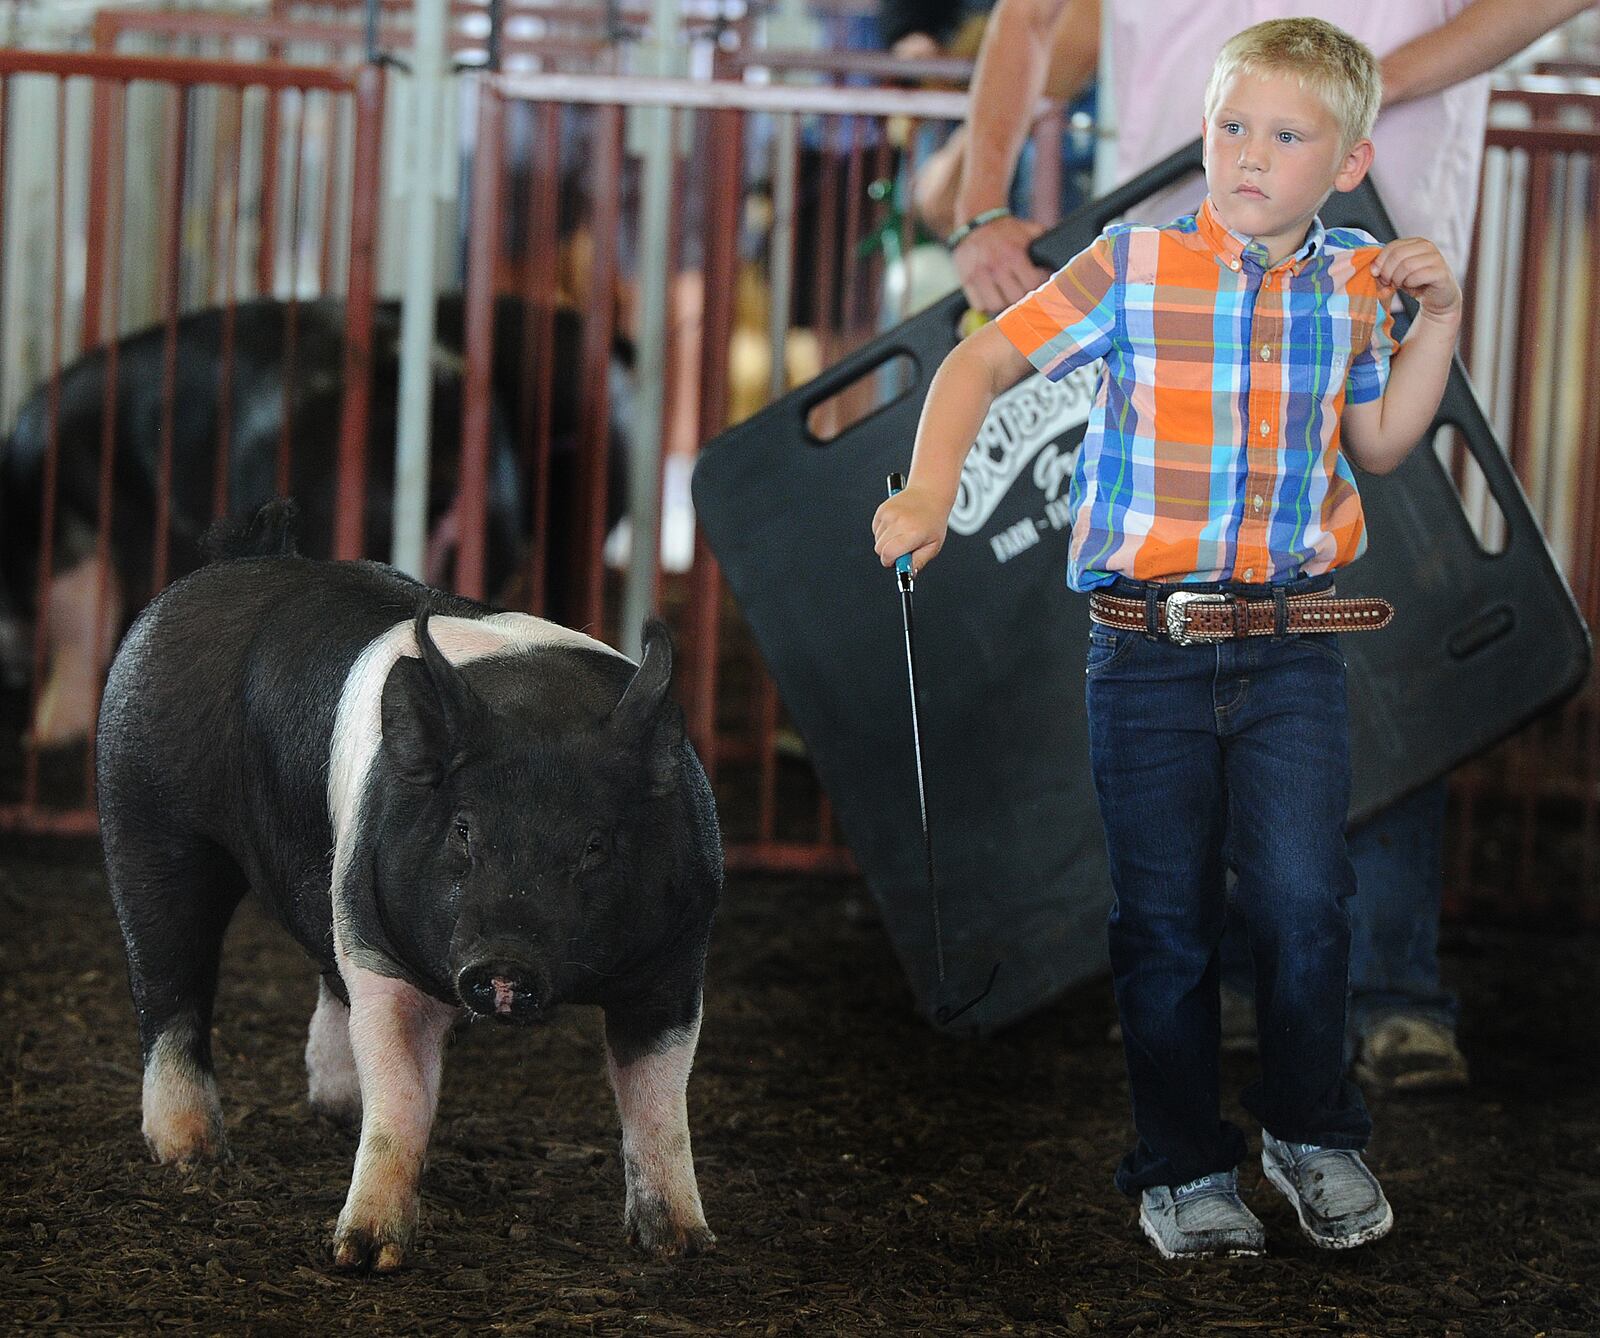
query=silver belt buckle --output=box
[1164,591,1228,645]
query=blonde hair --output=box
[1204,18,1382,155]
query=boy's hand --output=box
[872,485,949,575]
[1371,238,1462,320]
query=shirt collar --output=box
[1194,196,1325,275]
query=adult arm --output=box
[1380,0,1596,105]
[950,0,1099,313]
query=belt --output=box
[1088,588,1394,645]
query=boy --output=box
[871,19,1462,1258]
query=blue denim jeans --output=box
[1220,757,1458,1055]
[1086,583,1372,1195]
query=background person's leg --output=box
[1346,778,1468,1091]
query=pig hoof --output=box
[144,1123,227,1166]
[142,1103,227,1165]
[331,1226,410,1273]
[627,1200,716,1259]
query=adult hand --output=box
[872,485,949,576]
[952,213,1050,315]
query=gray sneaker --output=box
[1260,1130,1394,1249]
[1353,1015,1469,1093]
[1138,1171,1266,1259]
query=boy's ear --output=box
[1334,137,1375,193]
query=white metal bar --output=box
[391,0,451,578]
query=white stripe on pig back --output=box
[327,611,627,962]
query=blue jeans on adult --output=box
[1086,578,1372,1195]
[1220,751,1458,1058]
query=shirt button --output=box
[1244,568,1255,580]
[1260,345,1271,360]
[1259,420,1270,437]
[1252,493,1264,510]
[1230,259,1241,270]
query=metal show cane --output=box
[885,473,998,1027]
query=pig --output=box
[2,293,632,747]
[96,498,720,1271]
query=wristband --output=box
[944,206,1012,251]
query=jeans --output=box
[1085,583,1371,1195]
[1221,761,1458,1057]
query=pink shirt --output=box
[1105,1,1489,278]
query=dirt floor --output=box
[1,836,1597,1337]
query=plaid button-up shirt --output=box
[995,197,1397,592]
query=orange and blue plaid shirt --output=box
[995,197,1397,592]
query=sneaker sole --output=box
[1137,1205,1265,1260]
[1261,1159,1394,1250]
[1353,1061,1470,1094]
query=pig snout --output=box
[456,956,551,1023]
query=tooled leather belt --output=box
[1088,588,1395,645]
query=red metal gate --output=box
[0,47,385,835]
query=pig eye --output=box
[451,816,471,850]
[579,829,609,870]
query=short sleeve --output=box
[1346,296,1397,405]
[994,232,1119,382]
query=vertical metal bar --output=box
[751,112,802,851]
[576,102,622,637]
[318,91,340,296]
[277,90,307,500]
[392,0,452,577]
[457,77,503,602]
[614,0,684,659]
[650,106,685,617]
[24,77,70,808]
[620,63,682,658]
[85,81,129,801]
[153,84,190,598]
[336,64,387,562]
[810,115,839,430]
[1510,152,1550,493]
[685,103,743,774]
[518,101,560,614]
[768,110,798,404]
[896,118,921,329]
[214,87,245,523]
[870,130,893,329]
[81,20,118,351]
[839,113,863,336]
[258,61,284,297]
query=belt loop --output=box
[1144,586,1160,638]
[1273,585,1288,638]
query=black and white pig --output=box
[2,294,633,746]
[96,500,720,1271]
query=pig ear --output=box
[613,619,683,791]
[380,606,489,787]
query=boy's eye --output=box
[1277,131,1299,144]
[1222,121,1242,135]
